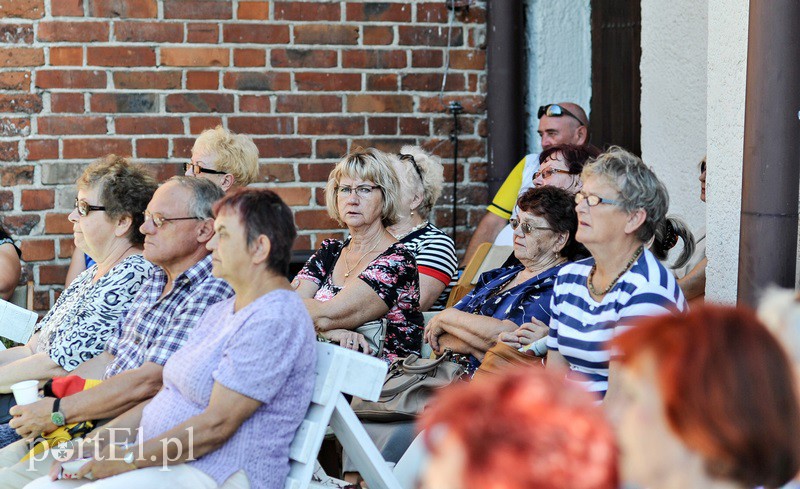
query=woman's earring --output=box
[410,210,414,216]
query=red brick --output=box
[21,190,55,211]
[115,21,183,42]
[276,95,341,113]
[116,117,183,135]
[367,74,397,91]
[252,138,312,158]
[90,93,157,113]
[44,213,73,234]
[316,140,347,159]
[450,50,486,70]
[271,187,311,206]
[234,49,266,67]
[401,73,464,91]
[346,3,411,22]
[223,24,289,44]
[63,138,132,159]
[419,95,484,114]
[59,238,76,258]
[434,116,475,136]
[416,2,448,23]
[0,94,42,114]
[228,116,294,135]
[0,24,34,43]
[363,26,393,45]
[0,142,18,162]
[259,163,295,183]
[186,71,218,90]
[38,21,109,42]
[295,234,312,250]
[52,0,84,16]
[25,139,57,160]
[295,73,361,91]
[237,2,267,20]
[0,48,44,67]
[89,0,158,18]
[161,47,229,67]
[0,72,30,91]
[351,138,414,153]
[469,161,488,182]
[136,138,168,158]
[368,117,397,135]
[114,71,181,90]
[298,117,364,135]
[239,95,270,112]
[186,23,219,43]
[172,138,194,158]
[0,118,30,137]
[295,24,358,45]
[50,47,83,66]
[223,72,290,91]
[145,162,183,181]
[0,165,33,185]
[166,93,233,113]
[399,26,463,46]
[20,240,55,261]
[36,70,105,89]
[348,94,412,113]
[270,49,336,68]
[40,265,68,285]
[35,290,53,311]
[294,210,339,230]
[412,49,443,68]
[275,1,340,21]
[51,93,84,113]
[400,117,429,135]
[87,46,155,67]
[343,50,406,69]
[311,232,347,248]
[189,117,223,134]
[0,0,44,19]
[298,162,335,181]
[1,214,40,235]
[164,0,232,19]
[39,116,106,135]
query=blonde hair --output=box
[392,145,444,218]
[324,148,401,227]
[192,125,259,186]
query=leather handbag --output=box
[355,319,386,358]
[472,341,543,383]
[351,349,466,421]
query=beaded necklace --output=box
[587,246,643,296]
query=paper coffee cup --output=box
[10,380,39,406]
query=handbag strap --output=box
[400,349,452,374]
[381,372,427,397]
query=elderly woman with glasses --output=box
[545,147,687,402]
[294,148,424,362]
[0,155,156,446]
[425,186,586,374]
[387,146,456,311]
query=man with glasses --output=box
[461,102,590,265]
[0,178,233,487]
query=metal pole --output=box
[737,0,800,306]
[450,101,463,242]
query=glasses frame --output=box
[533,167,572,181]
[184,162,227,176]
[74,198,106,217]
[537,104,585,126]
[509,218,553,235]
[143,211,204,228]
[336,185,382,198]
[574,191,622,208]
[398,153,424,183]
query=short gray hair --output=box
[393,145,444,219]
[167,176,225,219]
[581,147,669,243]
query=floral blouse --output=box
[36,254,154,371]
[296,239,424,362]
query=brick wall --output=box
[0,0,488,311]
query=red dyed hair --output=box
[614,305,800,487]
[419,368,618,489]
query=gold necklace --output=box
[343,238,383,278]
[588,246,643,296]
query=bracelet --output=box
[531,337,548,357]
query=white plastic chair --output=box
[285,342,403,489]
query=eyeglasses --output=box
[533,167,572,180]
[185,162,226,176]
[398,153,424,183]
[143,210,204,228]
[74,198,106,217]
[509,218,552,235]
[537,104,585,126]
[574,191,622,207]
[336,185,381,198]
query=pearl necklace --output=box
[392,220,428,240]
[343,238,383,278]
[587,246,643,296]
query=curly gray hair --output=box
[392,145,444,219]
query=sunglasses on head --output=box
[537,104,585,126]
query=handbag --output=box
[472,341,543,383]
[351,349,465,421]
[316,318,386,358]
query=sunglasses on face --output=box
[143,210,204,228]
[185,162,226,176]
[74,198,106,217]
[336,185,381,198]
[574,191,622,207]
[509,218,553,235]
[537,104,585,126]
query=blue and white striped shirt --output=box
[546,249,686,399]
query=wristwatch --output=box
[51,398,66,427]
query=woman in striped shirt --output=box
[545,147,687,401]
